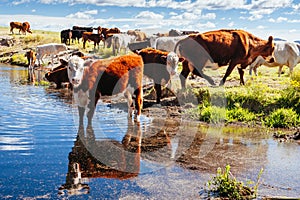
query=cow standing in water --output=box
[66,54,144,128]
[175,29,274,86]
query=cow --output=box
[22,22,32,34]
[66,54,144,127]
[174,29,274,86]
[45,60,69,89]
[168,29,182,36]
[249,41,300,76]
[97,27,121,47]
[25,49,36,82]
[72,26,93,33]
[108,33,136,56]
[152,35,188,52]
[127,30,147,41]
[36,43,68,65]
[10,22,23,34]
[25,49,36,69]
[82,32,103,49]
[71,30,83,44]
[134,48,183,103]
[60,29,72,45]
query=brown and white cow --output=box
[175,29,274,86]
[134,48,183,103]
[25,50,36,69]
[82,32,103,49]
[67,54,144,127]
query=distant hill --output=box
[294,40,300,44]
[274,38,286,42]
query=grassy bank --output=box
[184,66,300,128]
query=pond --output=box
[0,64,299,199]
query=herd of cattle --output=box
[12,21,300,126]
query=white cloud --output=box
[66,10,98,19]
[269,16,288,23]
[257,25,265,29]
[12,0,30,5]
[228,22,234,27]
[135,11,164,20]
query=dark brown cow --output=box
[45,60,69,89]
[67,54,144,127]
[97,27,121,39]
[24,50,36,69]
[175,29,274,86]
[82,32,103,49]
[134,48,183,103]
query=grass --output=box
[206,165,263,199]
[185,65,300,128]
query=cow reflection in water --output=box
[59,120,172,195]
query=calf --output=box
[25,50,36,69]
[249,41,300,76]
[134,48,183,103]
[82,32,103,49]
[36,43,68,65]
[45,59,69,89]
[67,54,144,127]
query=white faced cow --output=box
[36,43,68,66]
[249,41,300,76]
[67,54,144,128]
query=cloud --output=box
[66,10,98,19]
[12,0,30,5]
[228,22,234,27]
[135,11,164,20]
[269,17,288,23]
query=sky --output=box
[1,0,300,41]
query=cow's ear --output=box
[179,57,185,62]
[161,55,167,62]
[60,58,68,66]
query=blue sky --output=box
[1,0,300,41]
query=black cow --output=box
[60,29,72,45]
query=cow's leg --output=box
[124,89,134,120]
[154,83,162,104]
[180,60,191,89]
[278,65,283,77]
[134,87,143,122]
[86,92,100,127]
[78,106,85,128]
[237,66,246,85]
[220,60,239,86]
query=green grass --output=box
[206,165,263,199]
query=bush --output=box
[226,107,256,123]
[199,106,226,124]
[206,165,262,199]
[265,108,299,128]
[10,53,27,66]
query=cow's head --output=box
[67,56,85,88]
[165,52,184,76]
[249,36,274,63]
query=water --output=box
[0,64,299,199]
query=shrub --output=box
[226,107,256,123]
[10,53,27,66]
[206,165,262,199]
[264,108,299,128]
[199,106,226,124]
